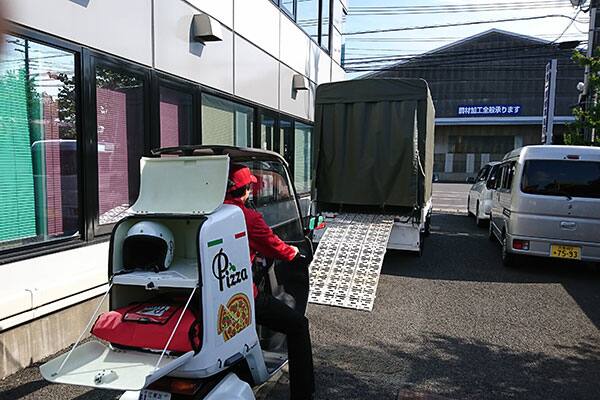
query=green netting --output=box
[0,69,37,242]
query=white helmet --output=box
[122,221,174,271]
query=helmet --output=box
[227,164,257,193]
[122,221,174,271]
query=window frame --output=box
[0,26,315,264]
[152,72,202,150]
[84,51,153,237]
[0,26,87,261]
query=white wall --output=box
[186,0,234,28]
[234,36,279,110]
[280,64,314,121]
[234,0,280,58]
[5,0,153,66]
[154,0,234,93]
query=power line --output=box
[345,15,588,36]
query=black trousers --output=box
[255,291,315,400]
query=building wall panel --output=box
[280,64,313,121]
[185,0,233,28]
[280,16,311,79]
[234,0,279,58]
[154,0,234,93]
[234,36,279,110]
[5,0,153,66]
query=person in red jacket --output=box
[224,164,315,400]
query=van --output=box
[488,145,600,267]
[467,161,500,226]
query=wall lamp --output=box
[292,74,309,91]
[191,13,223,43]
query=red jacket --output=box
[224,197,297,296]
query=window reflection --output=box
[294,122,312,193]
[96,66,144,226]
[202,94,253,147]
[0,35,79,250]
[159,86,193,148]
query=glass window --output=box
[259,113,278,152]
[433,153,445,173]
[521,160,600,199]
[280,119,294,163]
[281,0,295,19]
[159,85,193,148]
[202,94,253,147]
[476,166,490,181]
[320,0,330,51]
[294,122,312,193]
[0,35,79,251]
[244,160,303,241]
[96,65,145,226]
[297,0,318,40]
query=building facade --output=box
[0,0,346,378]
[371,29,584,181]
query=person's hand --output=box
[290,245,300,256]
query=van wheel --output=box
[467,196,472,216]
[475,202,485,227]
[502,234,517,267]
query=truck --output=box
[307,78,435,311]
[312,78,435,254]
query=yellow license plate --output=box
[550,245,581,260]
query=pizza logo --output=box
[217,293,252,342]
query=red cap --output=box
[228,164,257,192]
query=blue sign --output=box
[457,105,522,116]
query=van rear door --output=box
[514,159,600,242]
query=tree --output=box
[567,50,600,146]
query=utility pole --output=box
[583,0,600,143]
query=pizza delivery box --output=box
[40,154,271,395]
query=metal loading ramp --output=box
[308,213,394,311]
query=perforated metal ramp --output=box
[308,213,394,311]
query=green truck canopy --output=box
[312,78,435,210]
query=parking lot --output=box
[2,185,599,400]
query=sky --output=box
[343,0,590,77]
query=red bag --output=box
[91,302,201,353]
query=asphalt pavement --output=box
[2,184,599,400]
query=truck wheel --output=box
[502,234,517,268]
[475,202,485,227]
[424,215,431,237]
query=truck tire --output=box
[424,215,431,237]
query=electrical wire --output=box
[345,15,588,36]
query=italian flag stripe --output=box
[208,238,223,247]
[235,231,246,239]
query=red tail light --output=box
[512,239,530,250]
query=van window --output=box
[521,160,600,199]
[503,163,516,190]
[476,166,490,181]
[243,160,304,242]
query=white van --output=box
[489,145,600,267]
[467,161,500,226]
